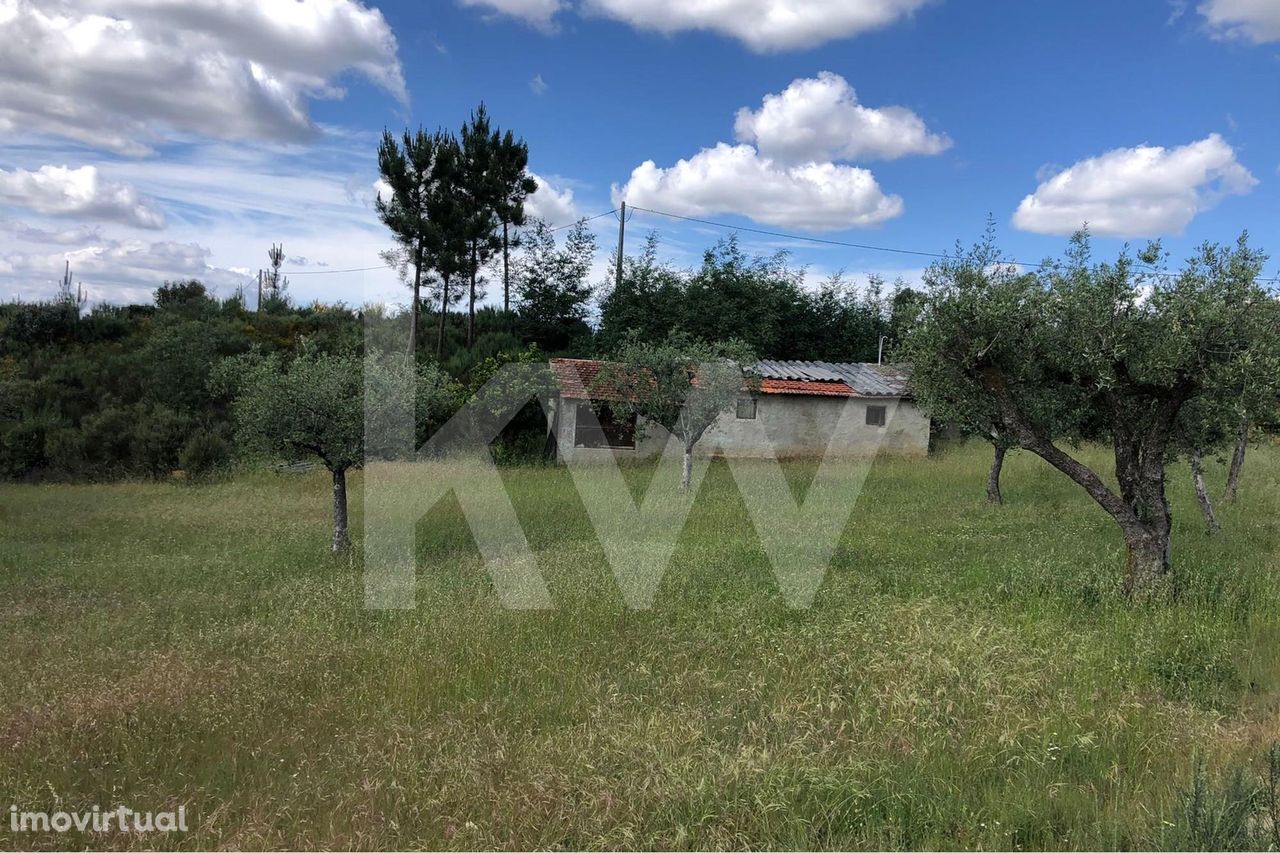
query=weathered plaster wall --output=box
[556,395,930,461]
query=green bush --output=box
[179,429,231,481]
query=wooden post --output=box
[615,201,626,290]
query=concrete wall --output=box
[555,395,930,461]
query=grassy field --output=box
[2,441,1280,850]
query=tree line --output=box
[0,224,912,484]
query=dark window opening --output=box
[736,396,757,420]
[866,405,887,427]
[574,403,637,449]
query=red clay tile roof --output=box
[549,357,640,402]
[550,358,605,399]
[759,378,855,397]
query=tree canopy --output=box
[905,229,1279,595]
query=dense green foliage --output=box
[597,233,919,362]
[4,443,1280,848]
[0,283,360,481]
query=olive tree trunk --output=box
[980,365,1175,597]
[1190,448,1221,535]
[331,467,351,553]
[986,444,1007,505]
[1225,416,1249,503]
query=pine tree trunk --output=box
[1191,448,1221,535]
[331,467,350,553]
[408,253,422,357]
[986,444,1006,505]
[437,274,449,359]
[503,221,510,314]
[468,242,477,349]
[681,441,694,492]
[1225,416,1248,503]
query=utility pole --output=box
[257,269,263,313]
[615,201,626,291]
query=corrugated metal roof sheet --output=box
[551,358,911,400]
[756,360,911,397]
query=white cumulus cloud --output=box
[0,165,165,229]
[1199,0,1280,42]
[733,72,951,163]
[525,171,579,225]
[0,0,405,155]
[1012,134,1257,238]
[614,143,903,232]
[0,234,250,304]
[459,0,934,51]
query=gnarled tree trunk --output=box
[986,444,1006,505]
[1112,425,1174,597]
[1190,448,1221,535]
[332,467,350,553]
[1225,415,1249,503]
[978,365,1177,598]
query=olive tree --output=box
[906,230,1273,597]
[219,348,452,552]
[598,333,756,491]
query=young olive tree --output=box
[219,349,451,552]
[599,333,756,491]
[906,230,1273,597]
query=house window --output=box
[574,403,637,449]
[736,396,757,420]
[866,404,887,427]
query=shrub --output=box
[1171,755,1261,851]
[179,429,231,481]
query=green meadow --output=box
[2,441,1279,850]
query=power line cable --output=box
[627,203,1280,284]
[278,204,1278,284]
[280,209,619,274]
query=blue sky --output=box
[1,0,1277,306]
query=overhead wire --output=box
[280,203,1279,284]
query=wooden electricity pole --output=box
[615,201,626,290]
